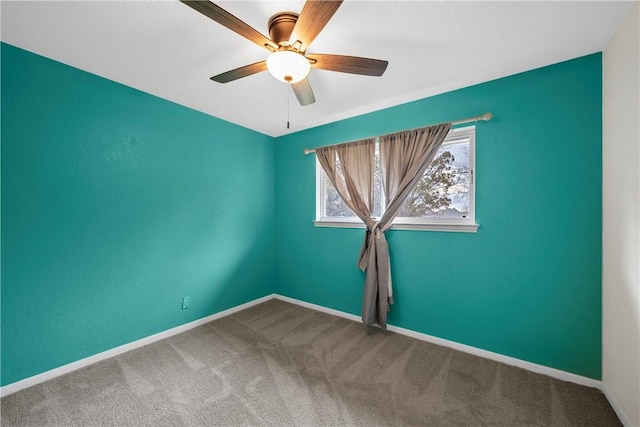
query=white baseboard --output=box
[1,292,603,400]
[275,294,363,322]
[0,294,275,397]
[274,294,602,389]
[602,384,634,427]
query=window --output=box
[315,126,478,232]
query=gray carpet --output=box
[1,299,621,426]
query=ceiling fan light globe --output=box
[266,51,310,84]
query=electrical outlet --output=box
[181,296,191,309]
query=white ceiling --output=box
[1,1,634,137]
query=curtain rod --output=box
[303,112,493,155]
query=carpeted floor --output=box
[2,299,621,426]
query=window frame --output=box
[314,125,479,233]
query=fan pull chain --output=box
[287,86,291,129]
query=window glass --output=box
[397,138,471,220]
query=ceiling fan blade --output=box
[180,1,277,51]
[290,0,343,52]
[291,78,315,106]
[307,54,388,76]
[211,61,267,83]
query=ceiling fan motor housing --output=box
[268,12,299,47]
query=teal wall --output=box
[1,43,275,386]
[274,54,603,379]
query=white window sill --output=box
[313,220,479,233]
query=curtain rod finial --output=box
[481,112,493,121]
[304,148,314,155]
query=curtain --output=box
[316,138,377,225]
[317,123,451,328]
[365,123,451,327]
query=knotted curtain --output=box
[317,123,451,328]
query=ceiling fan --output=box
[180,0,389,106]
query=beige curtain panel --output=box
[316,123,451,328]
[317,138,377,225]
